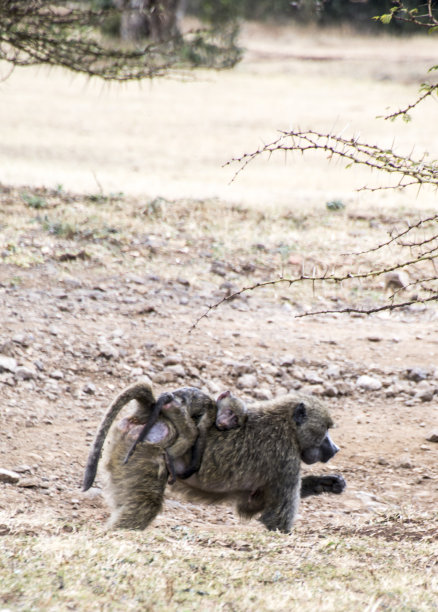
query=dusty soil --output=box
[0,25,437,540]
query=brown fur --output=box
[100,389,341,532]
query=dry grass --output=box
[1,512,437,611]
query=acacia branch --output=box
[191,249,438,329]
[226,129,438,191]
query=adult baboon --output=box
[100,389,344,532]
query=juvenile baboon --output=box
[83,383,247,491]
[102,389,344,532]
[83,381,174,492]
[124,387,246,481]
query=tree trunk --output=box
[115,0,185,43]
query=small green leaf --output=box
[428,26,438,34]
[380,14,393,24]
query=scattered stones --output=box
[0,468,21,484]
[356,375,382,391]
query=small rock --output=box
[14,366,36,380]
[323,385,338,397]
[405,367,428,382]
[303,371,324,385]
[426,431,438,443]
[261,363,280,377]
[367,335,382,342]
[253,388,273,400]
[0,355,17,373]
[385,270,409,290]
[13,465,32,473]
[416,388,434,402]
[210,261,227,277]
[356,375,382,391]
[236,374,258,390]
[13,333,34,346]
[0,468,21,484]
[17,478,40,488]
[325,365,341,378]
[83,382,96,395]
[377,457,389,466]
[98,344,119,360]
[152,371,176,384]
[165,364,185,378]
[279,355,295,367]
[335,381,354,396]
[163,354,182,366]
[50,370,64,380]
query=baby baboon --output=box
[215,390,247,430]
[102,389,343,532]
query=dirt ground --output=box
[0,24,437,543]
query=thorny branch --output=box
[0,0,239,80]
[0,0,177,80]
[225,130,438,191]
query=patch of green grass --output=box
[21,192,48,209]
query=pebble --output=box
[14,366,36,380]
[236,374,258,390]
[253,388,272,400]
[416,388,434,402]
[0,468,21,484]
[356,375,382,391]
[426,431,438,443]
[152,371,176,384]
[405,367,428,382]
[163,354,182,366]
[279,355,295,367]
[17,478,40,488]
[326,364,341,378]
[98,343,119,360]
[0,355,17,373]
[50,370,64,380]
[165,364,185,378]
[83,382,96,395]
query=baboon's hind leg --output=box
[104,428,168,530]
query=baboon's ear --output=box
[293,402,307,426]
[217,390,230,401]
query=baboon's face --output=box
[300,432,339,465]
[292,401,340,465]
